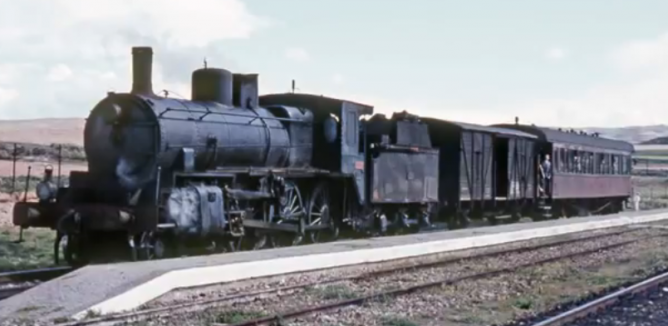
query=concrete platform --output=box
[2,209,668,322]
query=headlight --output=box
[36,181,55,201]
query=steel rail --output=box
[0,284,34,300]
[530,270,668,326]
[0,266,75,301]
[0,266,74,285]
[60,229,655,326]
[223,237,650,326]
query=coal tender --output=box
[12,46,439,264]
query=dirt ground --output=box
[0,160,87,178]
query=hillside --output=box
[582,125,668,144]
[640,137,668,145]
[0,118,85,146]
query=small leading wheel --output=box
[307,182,338,243]
[62,234,85,266]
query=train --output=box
[11,47,635,265]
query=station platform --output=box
[1,209,667,322]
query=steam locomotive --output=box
[12,47,635,265]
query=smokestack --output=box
[131,46,154,95]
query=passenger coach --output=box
[495,123,634,217]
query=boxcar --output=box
[421,119,538,227]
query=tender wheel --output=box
[389,209,410,235]
[139,232,165,260]
[307,182,338,243]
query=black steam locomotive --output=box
[12,47,634,265]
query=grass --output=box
[0,142,86,163]
[0,175,45,194]
[0,227,55,271]
[308,284,358,301]
[632,176,668,210]
[214,309,266,324]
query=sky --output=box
[1,0,668,127]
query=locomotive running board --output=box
[242,219,331,233]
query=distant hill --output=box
[581,125,668,144]
[0,118,85,146]
[639,136,668,145]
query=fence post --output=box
[57,144,62,187]
[11,142,17,194]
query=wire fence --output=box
[0,142,86,196]
[631,175,668,211]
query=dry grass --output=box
[632,176,668,210]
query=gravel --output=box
[285,235,668,326]
[563,283,668,326]
[145,227,641,309]
[120,227,668,326]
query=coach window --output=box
[552,149,559,172]
[558,148,565,172]
[581,151,588,174]
[619,155,626,174]
[621,156,627,175]
[620,155,626,175]
[597,153,606,175]
[615,155,621,175]
[588,152,594,174]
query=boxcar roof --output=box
[422,118,537,139]
[493,124,634,152]
[259,93,374,115]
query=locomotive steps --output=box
[1,210,668,323]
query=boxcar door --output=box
[341,102,366,204]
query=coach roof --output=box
[493,124,634,152]
[422,118,537,139]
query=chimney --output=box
[131,46,154,95]
[233,74,259,109]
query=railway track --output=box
[530,269,668,326]
[58,227,659,326]
[0,266,74,301]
